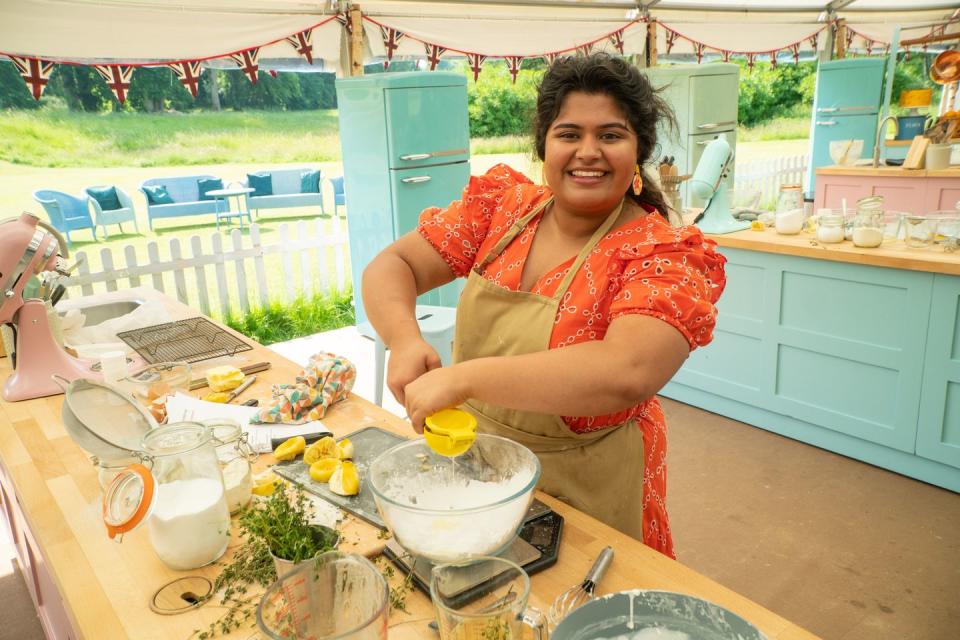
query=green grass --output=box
[739,105,812,142]
[224,291,355,345]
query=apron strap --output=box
[553,199,624,297]
[475,198,553,273]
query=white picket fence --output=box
[735,153,808,209]
[63,218,351,319]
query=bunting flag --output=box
[543,51,560,66]
[268,69,278,78]
[721,50,732,62]
[335,13,352,35]
[424,43,447,71]
[379,25,405,69]
[844,28,854,49]
[693,41,706,63]
[9,55,55,101]
[168,60,203,98]
[746,52,757,73]
[608,29,625,54]
[576,42,594,57]
[94,64,134,104]
[285,29,314,65]
[665,29,679,54]
[808,33,819,50]
[769,50,778,68]
[466,53,487,81]
[505,56,524,84]
[863,38,875,55]
[790,43,801,63]
[229,48,260,84]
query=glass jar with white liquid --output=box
[102,422,231,570]
[205,419,255,514]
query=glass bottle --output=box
[852,197,885,248]
[205,419,255,514]
[103,422,231,570]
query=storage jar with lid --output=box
[816,211,845,244]
[102,422,231,570]
[852,197,885,248]
[205,419,255,514]
[775,185,804,235]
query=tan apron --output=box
[454,198,646,539]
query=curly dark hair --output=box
[533,53,677,219]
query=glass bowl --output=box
[119,361,192,423]
[829,139,864,166]
[902,215,939,248]
[368,434,540,563]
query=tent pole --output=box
[645,20,658,68]
[834,18,846,60]
[349,4,364,76]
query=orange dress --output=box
[418,165,727,557]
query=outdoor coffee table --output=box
[206,186,255,231]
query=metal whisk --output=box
[548,546,614,627]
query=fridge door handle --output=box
[399,153,433,161]
[816,120,838,126]
[399,148,468,162]
[401,176,433,184]
[817,107,838,113]
[696,121,736,130]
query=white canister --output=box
[926,144,951,171]
[775,209,805,235]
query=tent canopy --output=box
[1,0,957,66]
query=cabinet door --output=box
[385,86,470,169]
[689,74,738,132]
[916,274,960,469]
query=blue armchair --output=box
[330,176,346,216]
[32,190,96,247]
[84,185,140,240]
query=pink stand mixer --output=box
[1,213,94,401]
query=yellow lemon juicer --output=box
[423,409,477,457]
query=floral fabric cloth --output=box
[250,352,355,424]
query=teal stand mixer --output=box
[691,134,750,235]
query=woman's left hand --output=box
[403,364,471,432]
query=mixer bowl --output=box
[368,434,540,562]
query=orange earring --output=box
[632,164,643,196]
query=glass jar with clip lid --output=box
[203,418,256,514]
[102,422,231,570]
[852,196,885,248]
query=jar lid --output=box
[203,419,243,445]
[857,196,884,210]
[820,214,844,224]
[141,422,209,456]
[102,463,155,540]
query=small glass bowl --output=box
[119,361,192,423]
[902,215,939,248]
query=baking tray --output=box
[117,317,252,364]
[273,426,407,528]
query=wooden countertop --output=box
[815,164,960,177]
[708,226,960,276]
[0,288,820,640]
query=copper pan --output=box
[930,49,960,85]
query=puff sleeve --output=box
[417,164,532,277]
[608,225,727,350]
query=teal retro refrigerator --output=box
[336,72,470,326]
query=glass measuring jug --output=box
[257,551,388,640]
[102,422,231,570]
[431,556,547,640]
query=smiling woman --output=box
[361,53,727,559]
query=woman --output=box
[362,53,726,557]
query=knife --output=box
[225,374,256,403]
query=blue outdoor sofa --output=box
[241,168,326,217]
[139,175,222,230]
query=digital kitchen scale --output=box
[383,498,563,604]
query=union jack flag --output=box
[808,33,819,50]
[693,41,706,63]
[576,42,594,57]
[863,38,875,55]
[9,56,55,101]
[789,43,801,63]
[229,48,260,84]
[769,50,779,68]
[608,29,625,54]
[94,64,134,104]
[466,53,486,81]
[721,50,732,62]
[543,52,560,66]
[746,52,757,73]
[168,60,203,98]
[665,29,679,54]
[379,26,405,69]
[424,43,447,71]
[505,56,523,84]
[335,13,352,35]
[285,29,314,65]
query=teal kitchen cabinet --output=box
[916,275,960,470]
[804,57,886,198]
[663,241,960,493]
[641,63,739,208]
[336,72,470,325]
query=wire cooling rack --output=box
[117,317,252,364]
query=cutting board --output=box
[903,135,930,169]
[274,426,408,556]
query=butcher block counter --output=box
[813,164,960,214]
[662,227,960,494]
[0,287,819,640]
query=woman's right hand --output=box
[387,338,442,407]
